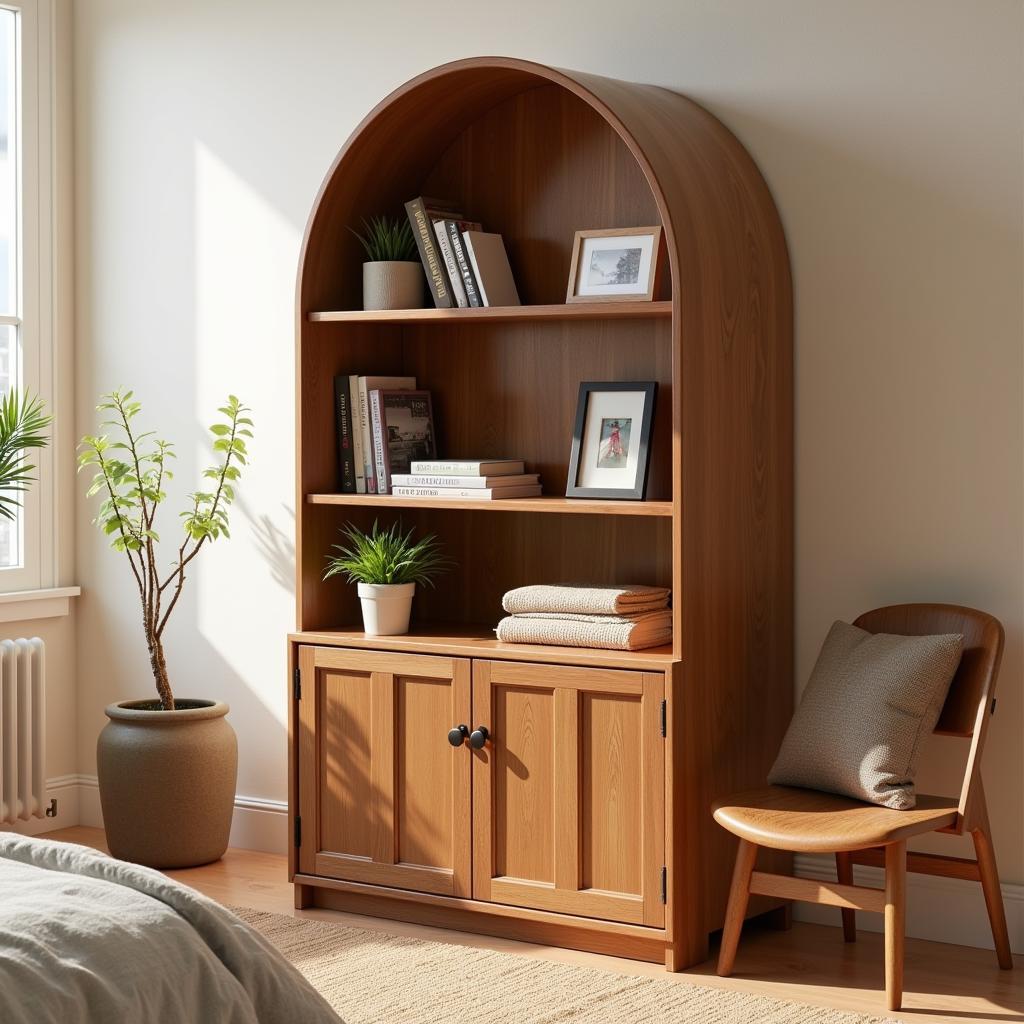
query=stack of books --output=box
[405,196,520,310]
[334,374,437,494]
[391,460,542,501]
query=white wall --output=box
[72,0,1023,933]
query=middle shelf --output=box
[306,493,673,517]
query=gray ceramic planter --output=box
[97,699,237,868]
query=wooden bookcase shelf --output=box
[305,493,673,517]
[291,56,792,973]
[308,300,672,324]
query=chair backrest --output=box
[852,603,1004,823]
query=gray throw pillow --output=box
[768,620,962,809]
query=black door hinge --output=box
[294,815,302,847]
[660,865,667,904]
[660,699,667,737]
[293,667,301,701]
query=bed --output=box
[0,834,341,1023]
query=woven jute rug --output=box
[236,906,897,1024]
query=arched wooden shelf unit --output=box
[290,57,793,971]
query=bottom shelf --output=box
[289,623,676,671]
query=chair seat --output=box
[712,785,959,853]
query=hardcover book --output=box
[409,459,525,476]
[390,472,539,488]
[432,219,481,308]
[357,375,416,492]
[462,231,520,307]
[333,376,357,492]
[391,484,542,500]
[405,197,462,308]
[348,373,366,492]
[445,220,484,307]
[370,389,437,494]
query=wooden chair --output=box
[712,603,1013,1011]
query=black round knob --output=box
[447,724,469,747]
[469,726,490,749]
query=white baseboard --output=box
[2,773,82,836]
[794,853,1023,955]
[75,774,288,855]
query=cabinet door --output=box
[472,660,665,926]
[297,646,472,897]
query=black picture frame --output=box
[565,381,657,500]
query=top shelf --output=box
[308,300,672,325]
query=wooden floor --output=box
[49,826,1022,1024]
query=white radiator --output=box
[0,638,45,824]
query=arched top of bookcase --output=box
[297,56,788,318]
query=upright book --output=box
[433,219,481,308]
[357,375,416,492]
[333,376,357,492]
[405,197,462,308]
[444,220,484,307]
[463,231,520,307]
[369,389,437,494]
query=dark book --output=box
[369,389,436,494]
[405,197,462,309]
[444,219,483,307]
[334,375,357,493]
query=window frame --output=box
[0,0,55,594]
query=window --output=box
[0,0,54,593]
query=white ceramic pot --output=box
[362,261,423,311]
[358,581,416,636]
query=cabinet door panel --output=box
[298,646,471,897]
[473,660,665,926]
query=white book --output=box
[392,485,542,500]
[409,459,524,476]
[357,375,415,492]
[390,473,539,488]
[432,220,468,308]
[462,231,520,307]
[349,373,366,492]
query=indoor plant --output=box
[351,214,423,310]
[79,389,252,868]
[324,520,449,636]
[0,390,51,515]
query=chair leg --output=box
[884,841,906,1012]
[972,814,1013,969]
[717,838,758,977]
[835,851,856,942]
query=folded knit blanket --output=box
[495,610,672,651]
[502,584,671,616]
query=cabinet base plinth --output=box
[293,876,679,966]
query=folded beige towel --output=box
[502,584,671,616]
[495,610,672,651]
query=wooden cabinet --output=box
[296,646,472,897]
[472,661,664,926]
[290,56,793,970]
[296,648,663,924]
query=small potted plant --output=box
[324,520,450,636]
[351,214,423,311]
[78,390,252,868]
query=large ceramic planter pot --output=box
[362,260,423,310]
[97,699,237,869]
[357,581,415,636]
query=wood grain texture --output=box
[306,494,674,517]
[749,872,887,914]
[712,786,959,853]
[308,300,672,323]
[298,646,472,898]
[294,56,794,968]
[836,851,857,942]
[473,659,664,926]
[885,842,907,1011]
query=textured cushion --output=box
[768,620,962,809]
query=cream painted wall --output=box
[72,0,1023,901]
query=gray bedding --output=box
[0,834,341,1023]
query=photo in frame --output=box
[566,381,657,500]
[565,226,662,303]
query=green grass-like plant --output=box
[324,520,451,588]
[350,215,418,263]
